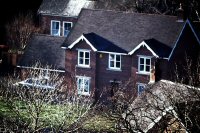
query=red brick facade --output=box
[65,40,156,99]
[39,15,77,36]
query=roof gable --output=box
[67,34,97,51]
[168,19,200,60]
[128,39,172,58]
[65,33,127,54]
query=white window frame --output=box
[108,54,121,70]
[63,21,73,37]
[76,76,91,96]
[138,56,151,74]
[137,83,146,95]
[51,20,60,36]
[78,50,90,67]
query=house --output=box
[60,8,187,98]
[18,1,200,100]
[162,20,200,85]
[37,0,126,37]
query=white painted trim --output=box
[98,51,128,55]
[50,20,61,36]
[62,21,73,37]
[17,66,65,72]
[68,35,97,51]
[108,53,121,70]
[128,41,159,58]
[138,56,151,74]
[77,50,90,67]
[61,46,67,49]
[76,48,91,51]
[76,76,91,96]
[168,19,200,60]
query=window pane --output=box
[85,52,89,58]
[110,61,114,67]
[85,59,89,65]
[140,58,144,64]
[79,52,84,57]
[116,55,120,61]
[140,65,144,71]
[146,65,150,72]
[78,79,81,91]
[116,62,120,68]
[138,85,145,94]
[110,54,114,61]
[64,23,72,30]
[79,58,83,64]
[53,22,59,29]
[146,59,150,65]
[84,80,89,92]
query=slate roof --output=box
[62,9,184,53]
[83,32,127,53]
[38,0,125,17]
[144,38,172,58]
[18,34,65,70]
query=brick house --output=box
[17,1,200,100]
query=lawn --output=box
[0,97,116,132]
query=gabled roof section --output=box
[18,34,65,70]
[67,33,97,51]
[168,19,200,60]
[128,39,172,58]
[65,32,127,54]
[63,9,184,52]
[38,0,127,17]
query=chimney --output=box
[176,3,184,22]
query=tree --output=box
[0,63,93,132]
[5,12,41,52]
[98,0,200,21]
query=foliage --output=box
[0,63,93,132]
[97,0,200,20]
[6,12,41,52]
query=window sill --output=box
[107,68,122,72]
[78,93,90,96]
[76,65,91,69]
[136,72,150,75]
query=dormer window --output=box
[63,22,73,37]
[138,56,151,74]
[109,54,121,70]
[78,50,90,67]
[51,20,60,36]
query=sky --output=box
[0,0,43,44]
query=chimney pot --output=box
[176,3,184,22]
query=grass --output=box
[0,97,117,132]
[83,114,116,132]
